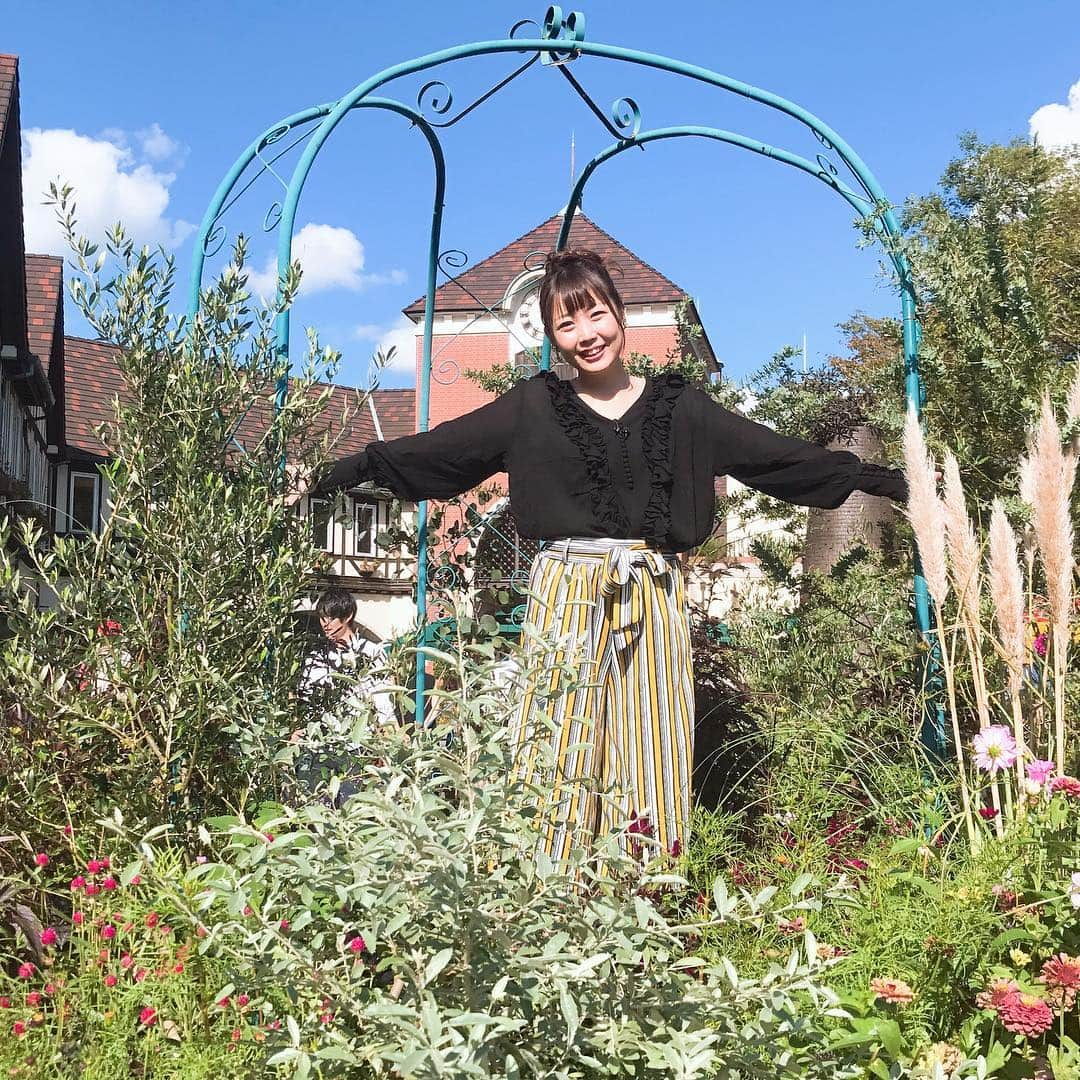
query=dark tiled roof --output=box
[61,336,389,461]
[373,388,415,439]
[403,212,686,318]
[63,337,127,459]
[25,254,63,372]
[0,55,16,154]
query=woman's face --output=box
[550,292,625,377]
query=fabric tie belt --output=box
[541,538,676,658]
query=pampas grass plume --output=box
[988,500,1025,691]
[942,453,980,620]
[1032,397,1075,634]
[903,407,948,606]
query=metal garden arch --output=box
[187,6,939,753]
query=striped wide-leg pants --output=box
[510,538,695,863]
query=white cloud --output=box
[354,314,416,375]
[138,122,183,163]
[246,223,407,299]
[22,126,194,256]
[1030,78,1080,151]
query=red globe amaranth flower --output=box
[998,993,1054,1037]
[173,962,184,974]
[26,992,41,1006]
[130,874,141,885]
[669,838,682,858]
[144,912,159,928]
[12,1020,26,1037]
[0,997,10,1009]
[991,884,1019,911]
[236,994,250,1007]
[139,1006,157,1026]
[1049,776,1080,799]
[104,974,118,988]
[627,814,654,838]
[17,963,34,979]
[84,883,100,897]
[69,876,86,891]
[40,928,57,946]
[978,806,999,820]
[86,859,104,874]
[217,996,231,1009]
[243,905,254,917]
[133,967,148,983]
[347,936,366,954]
[34,853,49,867]
[97,619,122,638]
[101,925,116,940]
[279,920,290,932]
[778,917,806,935]
[101,877,117,891]
[120,953,133,970]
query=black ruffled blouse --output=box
[321,372,906,553]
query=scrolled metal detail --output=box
[508,602,528,627]
[542,5,564,39]
[430,355,461,386]
[438,249,469,275]
[813,130,835,152]
[564,10,586,43]
[202,224,227,258]
[263,201,283,232]
[523,249,548,272]
[610,96,641,140]
[263,124,291,148]
[509,568,531,592]
[418,80,454,119]
[509,17,542,38]
[430,563,460,592]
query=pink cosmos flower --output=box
[40,928,57,946]
[1028,759,1056,786]
[34,852,49,867]
[972,726,1019,773]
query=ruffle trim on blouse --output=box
[542,373,629,536]
[640,373,687,547]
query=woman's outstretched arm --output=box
[319,381,525,501]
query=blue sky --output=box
[8,1,1080,390]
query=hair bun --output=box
[544,248,606,271]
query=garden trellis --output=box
[186,5,939,749]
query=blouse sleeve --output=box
[698,391,907,507]
[319,383,522,501]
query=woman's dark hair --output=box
[315,587,356,624]
[538,249,625,340]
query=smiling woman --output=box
[320,248,908,866]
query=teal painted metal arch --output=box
[186,11,937,749]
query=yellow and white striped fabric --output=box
[511,538,694,863]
